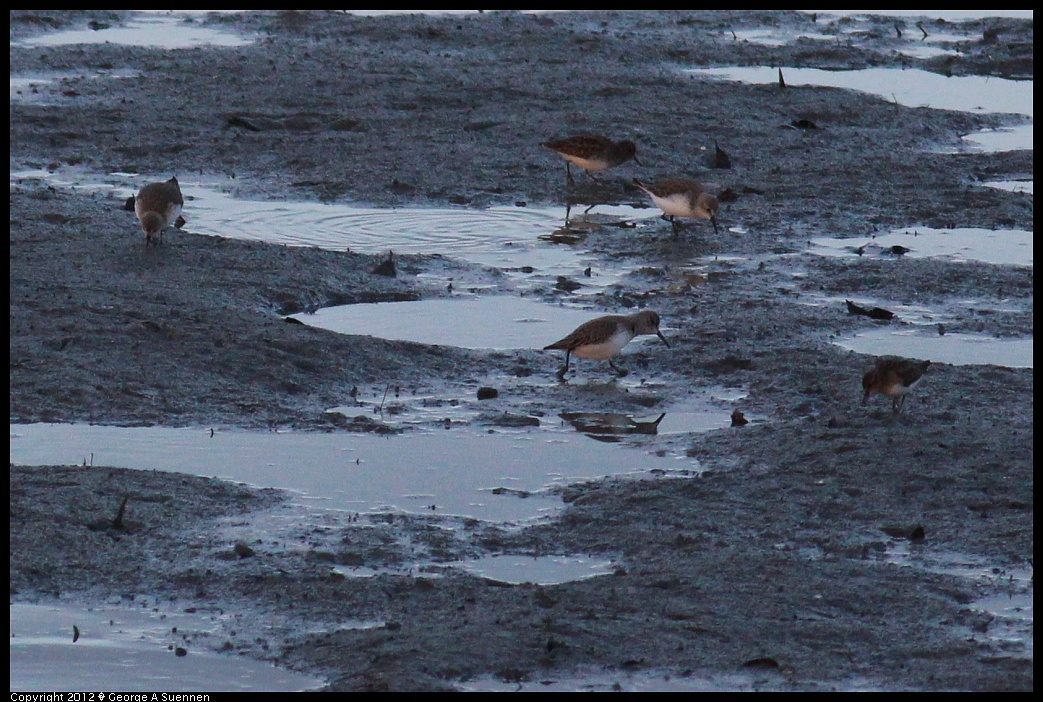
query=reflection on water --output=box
[9,423,701,524]
[959,124,1034,153]
[809,227,1034,267]
[451,554,616,585]
[9,602,323,692]
[290,296,651,351]
[804,10,1034,20]
[10,169,645,297]
[560,411,666,441]
[981,180,1033,195]
[835,327,1033,368]
[688,66,1032,118]
[16,12,251,49]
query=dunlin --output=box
[542,134,641,184]
[134,176,184,247]
[861,357,931,413]
[633,177,719,236]
[544,309,669,380]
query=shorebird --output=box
[542,134,641,184]
[633,177,719,237]
[135,176,184,247]
[861,357,931,413]
[544,310,669,381]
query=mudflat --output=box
[10,11,1033,691]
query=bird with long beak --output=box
[134,176,184,247]
[544,310,669,381]
[633,177,719,237]
[542,134,642,184]
[861,357,931,413]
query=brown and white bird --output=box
[861,357,931,413]
[134,176,184,247]
[544,310,669,380]
[542,134,641,184]
[633,177,720,237]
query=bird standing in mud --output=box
[633,177,719,237]
[134,176,184,247]
[544,309,669,381]
[861,356,931,413]
[542,134,641,184]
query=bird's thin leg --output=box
[585,170,601,183]
[566,163,575,185]
[556,351,571,381]
[670,216,685,240]
[608,358,628,377]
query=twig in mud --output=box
[378,383,391,415]
[112,494,129,530]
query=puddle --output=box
[834,327,1033,368]
[891,43,961,61]
[809,227,1033,267]
[724,27,835,47]
[9,602,323,692]
[290,296,668,351]
[804,11,1034,20]
[815,293,1026,328]
[16,12,252,49]
[958,124,1034,153]
[9,424,702,524]
[882,546,1033,658]
[10,169,641,296]
[981,180,1033,195]
[180,190,642,294]
[687,66,1032,152]
[687,66,1032,121]
[558,407,733,441]
[450,554,616,585]
[10,69,142,105]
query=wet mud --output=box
[9,10,1033,691]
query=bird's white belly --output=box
[572,330,634,359]
[163,203,184,226]
[651,192,694,218]
[563,154,607,171]
[135,202,183,227]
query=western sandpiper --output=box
[861,357,931,413]
[542,134,641,184]
[135,176,184,247]
[544,309,669,380]
[633,177,719,237]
